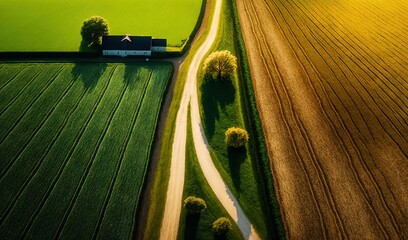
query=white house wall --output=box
[151,46,166,52]
[103,50,152,56]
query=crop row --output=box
[0,62,172,239]
[251,0,407,237]
[265,0,407,147]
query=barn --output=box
[102,35,167,57]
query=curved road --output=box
[159,0,260,239]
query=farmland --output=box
[237,0,407,238]
[0,0,202,51]
[0,62,172,239]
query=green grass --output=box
[197,0,269,237]
[0,62,172,239]
[177,107,244,240]
[0,0,202,51]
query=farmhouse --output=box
[102,35,167,57]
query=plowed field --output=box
[237,0,407,238]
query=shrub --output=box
[212,217,232,235]
[203,50,237,79]
[81,16,109,47]
[225,127,249,148]
[184,196,207,214]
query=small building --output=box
[102,35,167,57]
[152,38,167,52]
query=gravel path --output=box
[159,0,260,239]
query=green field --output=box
[0,62,172,239]
[0,0,202,51]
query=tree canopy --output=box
[81,16,109,47]
[212,217,232,235]
[203,50,237,79]
[183,196,207,214]
[225,127,249,148]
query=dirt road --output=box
[237,0,408,238]
[160,0,260,239]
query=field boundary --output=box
[230,0,286,239]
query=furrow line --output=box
[19,65,116,239]
[292,0,408,95]
[0,73,85,224]
[0,67,77,180]
[306,0,408,90]
[315,34,408,147]
[276,3,404,143]
[328,0,408,56]
[341,0,408,45]
[53,67,128,239]
[266,0,375,138]
[289,14,377,139]
[264,1,393,237]
[0,65,62,144]
[0,65,45,117]
[264,0,406,236]
[334,56,408,142]
[242,0,329,237]
[0,65,27,93]
[240,2,301,239]
[291,0,408,90]
[91,68,153,238]
[253,0,359,238]
[311,6,408,100]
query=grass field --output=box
[0,62,172,239]
[238,0,407,238]
[196,0,269,237]
[0,0,202,51]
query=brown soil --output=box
[237,0,408,238]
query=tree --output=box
[184,196,207,214]
[225,127,249,148]
[212,217,232,235]
[203,50,237,79]
[81,16,109,47]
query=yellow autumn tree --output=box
[203,50,237,79]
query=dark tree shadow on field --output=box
[200,74,236,137]
[228,146,247,193]
[184,213,201,240]
[71,62,107,91]
[214,233,228,240]
[124,63,145,89]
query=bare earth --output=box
[237,0,408,239]
[160,0,259,239]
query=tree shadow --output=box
[228,146,247,193]
[213,233,228,240]
[184,213,201,240]
[200,75,236,137]
[124,63,145,89]
[71,62,107,91]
